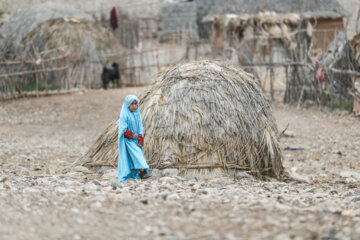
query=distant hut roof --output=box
[0,2,93,50]
[204,0,348,22]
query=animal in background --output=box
[101,62,120,89]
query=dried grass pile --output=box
[76,60,284,178]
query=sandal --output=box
[139,171,152,179]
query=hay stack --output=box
[76,60,284,178]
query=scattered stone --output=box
[102,169,117,180]
[340,171,360,180]
[161,169,178,177]
[90,201,102,209]
[92,180,101,186]
[0,176,8,183]
[234,172,255,180]
[72,166,94,174]
[159,177,177,183]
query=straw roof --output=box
[75,60,284,179]
[204,0,348,22]
[0,2,93,51]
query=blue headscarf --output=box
[118,95,149,182]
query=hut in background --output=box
[20,17,127,89]
[74,60,284,179]
[0,3,127,90]
[203,0,348,54]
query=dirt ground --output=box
[0,88,360,240]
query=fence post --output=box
[35,66,39,97]
[66,54,71,90]
[42,58,48,93]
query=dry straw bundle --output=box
[76,60,283,178]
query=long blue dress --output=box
[118,95,149,182]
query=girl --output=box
[118,95,151,182]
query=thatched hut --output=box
[0,3,127,89]
[203,0,348,53]
[75,60,284,179]
[19,17,127,88]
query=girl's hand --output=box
[138,135,144,147]
[133,134,137,140]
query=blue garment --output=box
[118,95,149,182]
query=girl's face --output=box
[129,100,138,112]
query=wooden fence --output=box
[0,51,70,101]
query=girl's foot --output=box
[139,170,152,179]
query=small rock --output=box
[161,169,178,177]
[0,176,8,183]
[72,166,93,174]
[166,193,180,201]
[342,210,356,217]
[56,187,75,193]
[140,199,148,205]
[340,171,360,180]
[102,169,117,180]
[120,197,134,205]
[150,169,161,178]
[234,172,255,180]
[91,201,102,209]
[159,177,177,183]
[290,171,311,183]
[92,180,101,186]
[111,181,122,190]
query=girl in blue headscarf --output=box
[118,95,151,182]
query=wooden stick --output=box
[14,89,79,98]
[0,53,69,65]
[0,66,68,78]
[330,68,360,77]
[159,164,251,169]
[35,67,39,97]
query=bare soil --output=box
[0,88,360,240]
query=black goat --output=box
[101,62,120,89]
